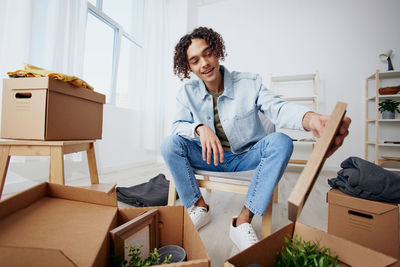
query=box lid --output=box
[327,188,398,215]
[3,77,105,104]
[288,102,347,221]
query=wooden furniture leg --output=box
[86,142,99,184]
[203,175,211,192]
[0,145,11,198]
[261,198,273,238]
[168,177,177,206]
[273,184,279,203]
[50,146,65,184]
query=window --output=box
[83,0,144,107]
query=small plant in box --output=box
[274,235,339,267]
[378,99,400,119]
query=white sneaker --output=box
[188,205,210,230]
[229,217,259,251]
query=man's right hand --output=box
[196,125,224,166]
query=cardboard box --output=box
[225,222,399,267]
[0,182,210,267]
[225,103,399,266]
[327,188,399,258]
[1,77,106,140]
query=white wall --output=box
[171,0,400,170]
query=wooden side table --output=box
[0,140,99,198]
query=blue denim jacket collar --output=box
[193,65,234,100]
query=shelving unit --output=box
[270,72,319,166]
[365,70,400,172]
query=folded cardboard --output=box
[0,182,210,267]
[327,188,399,258]
[226,102,398,266]
[1,77,105,140]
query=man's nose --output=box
[200,57,209,68]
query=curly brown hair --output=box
[173,27,227,80]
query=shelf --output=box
[367,142,400,147]
[281,96,317,101]
[271,73,316,82]
[367,94,400,101]
[367,119,400,122]
[368,70,400,80]
[378,119,400,122]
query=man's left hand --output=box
[303,112,351,158]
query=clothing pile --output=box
[328,156,400,204]
[7,63,94,90]
[116,173,176,207]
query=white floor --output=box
[1,163,336,267]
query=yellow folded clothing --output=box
[7,63,94,90]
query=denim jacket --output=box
[172,66,312,154]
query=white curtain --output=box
[140,0,168,150]
[0,0,87,80]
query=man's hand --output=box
[302,112,351,158]
[196,125,224,166]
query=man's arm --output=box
[302,112,351,158]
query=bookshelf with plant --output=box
[365,70,400,172]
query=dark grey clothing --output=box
[328,156,400,204]
[116,173,174,207]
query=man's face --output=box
[186,38,220,85]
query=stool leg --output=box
[203,175,211,192]
[50,146,65,184]
[86,142,99,184]
[0,146,11,199]
[168,177,177,206]
[261,198,273,238]
[273,184,279,203]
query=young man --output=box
[161,27,351,251]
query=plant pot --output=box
[158,245,186,263]
[381,111,395,119]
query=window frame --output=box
[86,1,143,106]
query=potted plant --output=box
[378,99,400,119]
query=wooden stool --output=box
[0,140,99,198]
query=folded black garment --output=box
[116,173,176,207]
[328,156,400,203]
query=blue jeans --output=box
[160,132,293,216]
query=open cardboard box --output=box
[225,102,399,267]
[0,182,210,266]
[327,188,399,258]
[1,77,105,140]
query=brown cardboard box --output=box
[327,189,399,258]
[225,103,399,266]
[1,77,106,140]
[117,206,210,266]
[225,222,398,267]
[0,182,210,267]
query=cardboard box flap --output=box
[4,77,105,104]
[183,206,210,262]
[225,223,295,266]
[288,102,347,221]
[327,189,398,215]
[0,182,47,220]
[0,246,77,267]
[294,222,398,267]
[47,183,117,207]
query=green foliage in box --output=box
[274,235,339,267]
[112,245,172,267]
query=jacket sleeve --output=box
[171,91,202,140]
[255,75,312,130]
